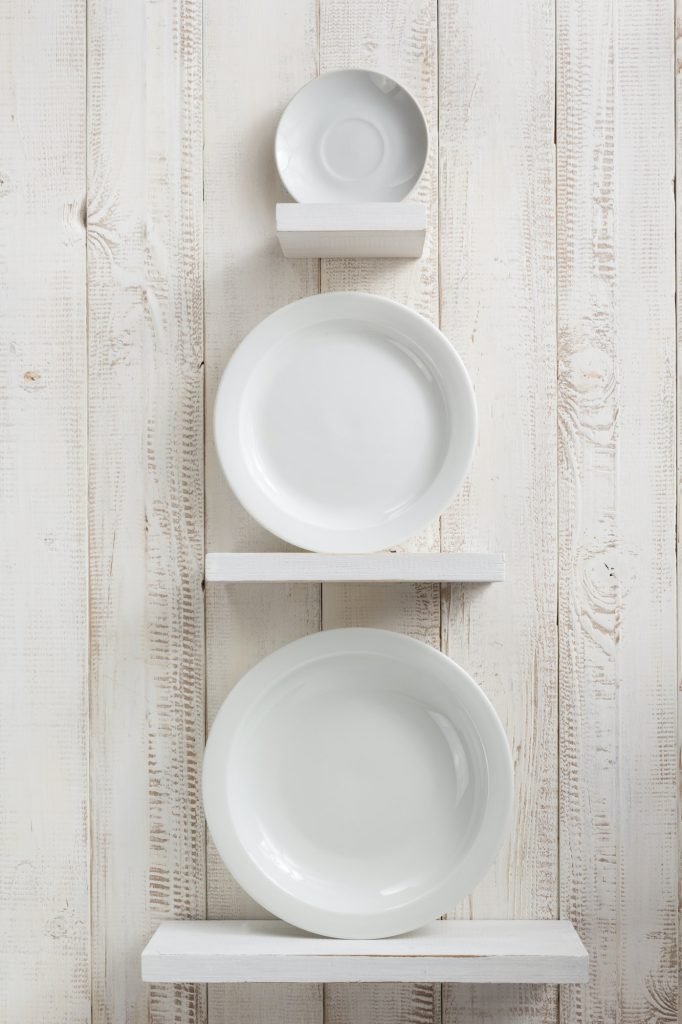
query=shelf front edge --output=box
[142,919,588,985]
[204,552,506,583]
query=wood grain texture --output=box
[677,4,682,1021]
[317,3,441,1023]
[438,1,558,1023]
[87,0,205,1022]
[202,1,322,1022]
[4,2,682,1021]
[0,2,89,1021]
[558,1,678,1023]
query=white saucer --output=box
[203,629,513,939]
[275,69,429,203]
[213,292,477,553]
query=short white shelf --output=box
[142,919,588,985]
[205,552,505,583]
[276,202,426,258]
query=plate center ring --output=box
[320,116,386,181]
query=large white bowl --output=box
[275,69,429,203]
[213,292,477,553]
[203,629,513,939]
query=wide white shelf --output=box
[276,202,426,257]
[205,552,505,583]
[142,919,588,985]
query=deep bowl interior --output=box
[203,629,513,938]
[228,653,488,915]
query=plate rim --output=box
[213,291,478,553]
[274,67,430,203]
[202,627,514,939]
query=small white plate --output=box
[203,628,513,939]
[275,69,428,203]
[214,292,477,553]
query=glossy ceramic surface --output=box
[213,292,477,553]
[202,628,514,939]
[275,69,429,203]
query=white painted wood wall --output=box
[0,0,677,1021]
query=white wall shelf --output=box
[276,202,426,258]
[205,552,505,583]
[141,919,588,985]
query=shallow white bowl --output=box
[213,292,477,553]
[203,628,513,939]
[275,69,429,203]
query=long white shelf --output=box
[142,919,588,985]
[205,552,505,583]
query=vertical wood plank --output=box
[678,3,682,1021]
[558,1,678,1022]
[202,1,323,1022]
[87,0,205,1021]
[318,3,441,1023]
[439,0,558,1022]
[0,2,90,1021]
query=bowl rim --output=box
[202,627,514,939]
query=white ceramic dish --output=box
[203,628,514,940]
[214,292,477,553]
[275,69,429,203]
